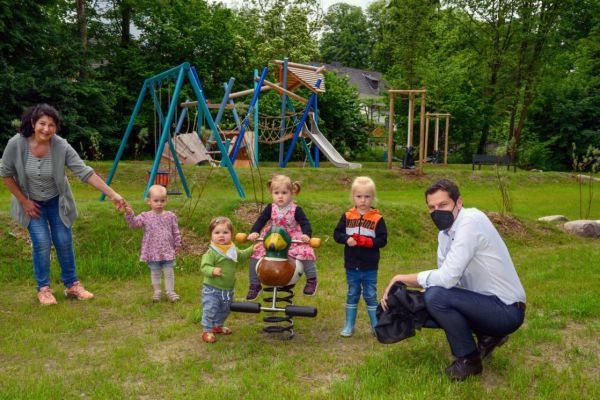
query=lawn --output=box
[0,162,598,399]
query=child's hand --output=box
[300,234,310,243]
[123,200,133,213]
[248,232,260,241]
[356,235,374,248]
[212,267,223,277]
[347,236,357,247]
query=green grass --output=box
[0,162,598,399]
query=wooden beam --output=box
[388,94,394,169]
[180,101,245,109]
[418,91,426,173]
[260,79,308,104]
[228,85,272,100]
[389,89,427,94]
[424,115,429,164]
[274,60,321,71]
[444,116,450,166]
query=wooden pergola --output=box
[387,89,426,172]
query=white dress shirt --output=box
[417,207,526,305]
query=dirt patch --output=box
[234,203,264,227]
[338,175,352,186]
[486,211,527,237]
[8,220,31,245]
[522,322,599,377]
[179,226,208,256]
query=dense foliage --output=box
[1,0,598,170]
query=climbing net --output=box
[249,112,305,144]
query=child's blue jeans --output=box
[27,196,78,290]
[345,268,378,308]
[201,284,233,331]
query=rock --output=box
[563,220,600,238]
[538,215,568,222]
[576,174,600,182]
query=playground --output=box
[0,161,598,399]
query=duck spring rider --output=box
[231,226,320,338]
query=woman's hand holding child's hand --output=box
[247,232,259,241]
[212,267,223,277]
[300,234,310,243]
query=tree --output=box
[506,0,566,162]
[237,0,322,65]
[318,71,370,156]
[372,0,436,86]
[320,3,372,69]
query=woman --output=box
[1,104,126,305]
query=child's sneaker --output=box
[166,291,180,302]
[152,290,162,302]
[212,326,232,335]
[303,278,318,296]
[246,284,262,300]
[37,286,57,305]
[64,282,94,300]
[202,332,217,343]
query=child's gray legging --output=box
[248,258,316,285]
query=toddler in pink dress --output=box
[245,174,317,300]
[125,185,181,302]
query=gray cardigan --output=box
[0,133,94,227]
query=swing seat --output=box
[147,170,170,187]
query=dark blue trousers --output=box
[424,286,525,357]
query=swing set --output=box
[102,59,356,202]
[424,112,450,165]
[101,62,266,200]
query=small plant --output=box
[495,165,513,215]
[134,127,149,160]
[571,143,600,219]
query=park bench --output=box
[472,154,516,172]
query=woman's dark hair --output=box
[18,104,61,137]
[425,179,461,203]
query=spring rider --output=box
[230,226,320,339]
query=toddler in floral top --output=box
[125,185,181,302]
[245,174,318,300]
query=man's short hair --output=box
[425,179,460,203]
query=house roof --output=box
[315,62,387,98]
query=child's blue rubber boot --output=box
[367,306,378,335]
[340,305,357,337]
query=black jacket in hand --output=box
[375,282,431,344]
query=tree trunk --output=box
[121,1,132,48]
[76,0,87,77]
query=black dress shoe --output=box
[477,334,509,359]
[445,354,483,381]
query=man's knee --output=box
[424,286,451,309]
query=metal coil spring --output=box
[262,286,295,339]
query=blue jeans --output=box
[27,196,78,291]
[147,260,176,270]
[424,286,525,358]
[345,268,378,308]
[201,284,233,331]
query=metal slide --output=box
[302,114,362,169]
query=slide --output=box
[302,114,362,169]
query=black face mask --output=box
[431,206,456,231]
